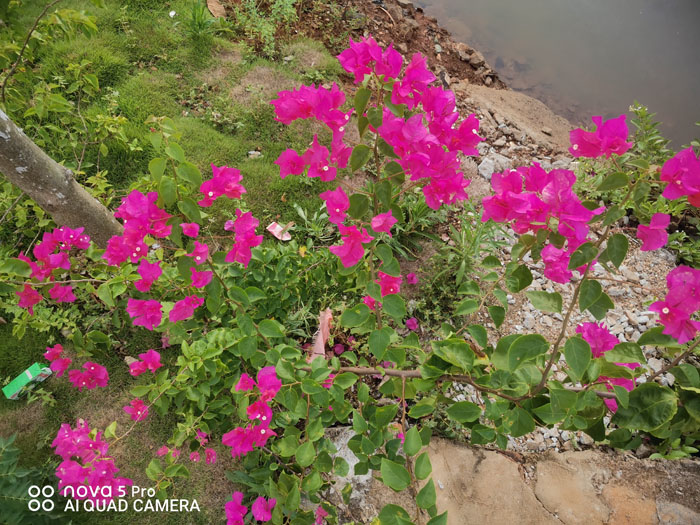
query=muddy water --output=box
[415,0,700,146]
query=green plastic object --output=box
[2,363,52,400]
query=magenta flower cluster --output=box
[51,420,132,502]
[44,344,110,391]
[649,266,700,344]
[221,367,281,458]
[576,322,638,412]
[15,226,90,314]
[225,491,277,525]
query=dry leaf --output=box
[308,309,333,363]
[207,0,226,18]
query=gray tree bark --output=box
[0,109,123,247]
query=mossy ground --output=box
[0,1,344,522]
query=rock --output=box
[647,357,664,373]
[470,51,485,67]
[434,44,443,54]
[523,314,536,329]
[541,127,553,136]
[455,42,472,61]
[395,0,412,7]
[485,76,493,86]
[493,136,506,147]
[396,42,408,54]
[656,500,700,525]
[478,157,496,180]
[282,55,294,62]
[247,151,262,159]
[386,4,402,22]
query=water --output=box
[415,0,700,146]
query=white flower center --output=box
[261,416,267,421]
[345,115,350,120]
[323,166,329,171]
[196,256,201,261]
[136,247,141,252]
[260,429,265,434]
[472,129,477,134]
[339,126,345,132]
[662,307,670,314]
[335,208,340,212]
[573,144,579,150]
[208,191,214,197]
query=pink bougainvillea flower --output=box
[319,186,350,225]
[190,267,213,288]
[129,360,148,376]
[247,400,273,424]
[188,241,209,265]
[204,448,217,464]
[660,147,700,204]
[235,373,256,392]
[16,285,42,315]
[44,344,64,362]
[568,115,633,159]
[225,491,248,525]
[189,451,200,462]
[315,506,329,525]
[251,496,276,522]
[257,366,282,401]
[134,259,162,292]
[375,271,403,296]
[329,225,373,268]
[195,430,209,445]
[180,223,200,238]
[169,295,204,323]
[225,209,263,268]
[222,427,255,458]
[333,343,345,356]
[575,323,619,358]
[363,295,380,311]
[50,357,72,378]
[156,446,169,457]
[198,164,246,207]
[647,266,700,344]
[406,317,419,331]
[138,349,162,373]
[322,373,336,389]
[337,35,383,83]
[371,210,397,236]
[303,135,336,181]
[637,213,670,251]
[83,361,109,388]
[274,149,306,178]
[126,299,163,331]
[541,244,573,284]
[406,273,419,285]
[67,370,92,391]
[48,284,77,303]
[392,53,436,108]
[123,399,149,421]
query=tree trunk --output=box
[0,109,123,247]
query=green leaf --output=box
[467,325,488,348]
[146,459,163,481]
[637,327,681,347]
[488,306,505,328]
[416,479,436,509]
[612,385,630,409]
[446,401,481,423]
[612,383,678,432]
[597,172,629,191]
[380,459,411,491]
[378,504,412,525]
[601,234,628,268]
[507,334,549,371]
[348,193,370,219]
[432,339,474,372]
[504,407,536,437]
[626,158,649,170]
[104,421,117,439]
[369,328,391,359]
[382,294,406,323]
[471,424,496,444]
[568,242,598,270]
[0,258,31,277]
[403,427,422,456]
[350,144,372,172]
[367,107,383,129]
[587,292,614,320]
[354,87,371,115]
[340,304,371,328]
[177,198,201,222]
[415,452,432,480]
[148,157,167,182]
[165,142,185,162]
[408,398,435,418]
[604,343,645,364]
[455,298,479,315]
[579,280,603,312]
[564,336,591,382]
[334,373,358,389]
[175,161,202,188]
[506,264,532,293]
[427,512,448,525]
[295,441,315,468]
[525,291,562,313]
[378,138,399,158]
[258,319,285,338]
[358,115,370,138]
[97,283,114,308]
[159,176,177,206]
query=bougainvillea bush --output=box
[2,36,700,524]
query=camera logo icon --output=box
[28,485,55,512]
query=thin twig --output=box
[0,192,25,227]
[647,338,700,382]
[1,0,65,103]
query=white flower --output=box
[169,10,176,18]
